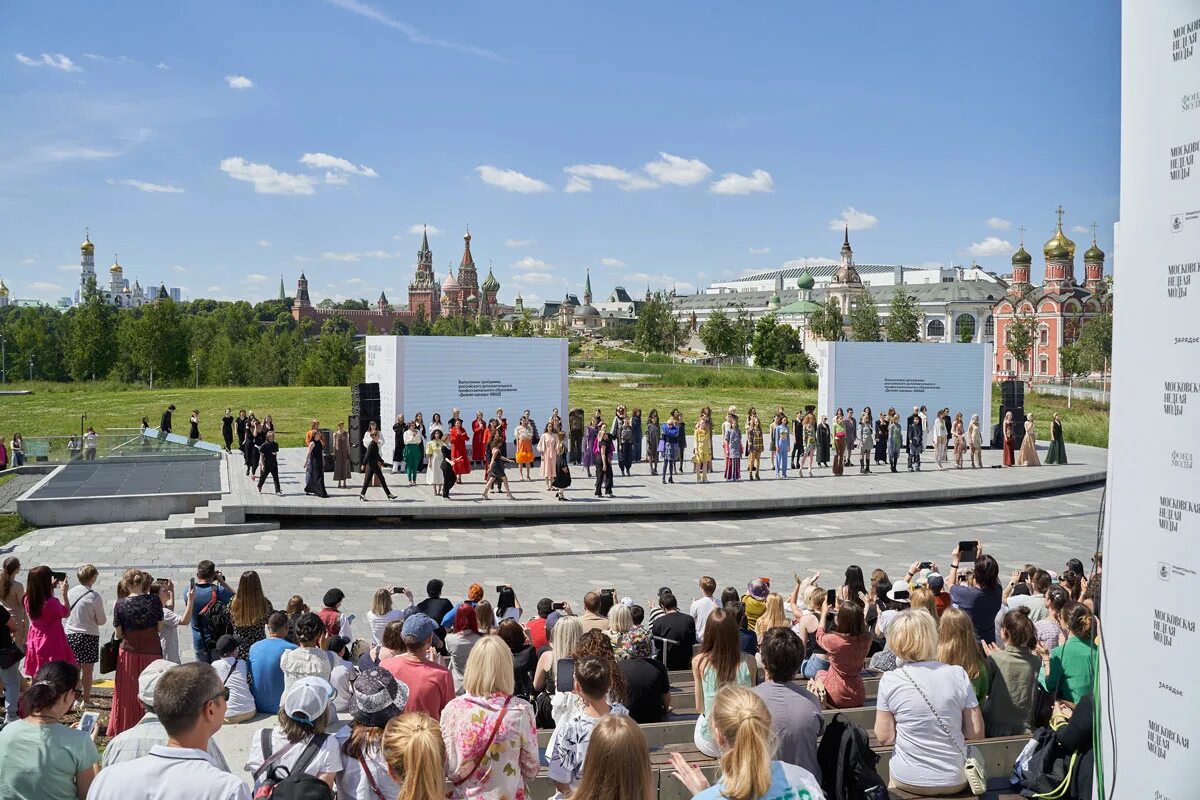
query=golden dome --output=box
[0,280,9,296]
[1043,207,1075,261]
[109,261,123,273]
[81,237,94,253]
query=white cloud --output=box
[986,217,1012,230]
[155,62,170,71]
[1071,225,1090,234]
[512,256,556,271]
[344,277,365,285]
[409,224,441,236]
[504,238,534,247]
[30,144,120,162]
[220,157,318,195]
[257,240,271,247]
[225,74,254,89]
[171,265,188,273]
[320,250,396,262]
[246,273,268,283]
[563,163,656,191]
[710,169,774,195]
[324,0,503,61]
[599,257,625,267]
[623,272,695,294]
[476,165,552,193]
[29,281,63,291]
[643,152,711,186]
[512,272,557,284]
[749,247,770,255]
[108,178,184,193]
[962,237,1014,257]
[205,285,222,293]
[15,53,81,72]
[83,53,133,64]
[828,206,878,231]
[323,172,349,186]
[300,152,378,177]
[563,175,592,193]
[57,264,79,272]
[21,257,35,265]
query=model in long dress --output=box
[332,425,351,487]
[951,414,966,468]
[692,420,712,482]
[449,419,471,479]
[968,414,983,468]
[471,413,488,465]
[724,421,742,481]
[392,417,405,474]
[1045,414,1068,465]
[304,434,329,497]
[874,417,888,464]
[426,431,446,494]
[582,420,598,476]
[1017,416,1041,466]
[831,413,845,477]
[538,424,561,489]
[514,420,535,481]
[221,410,234,453]
[1002,412,1016,466]
[858,412,874,474]
[816,417,831,466]
[645,411,661,475]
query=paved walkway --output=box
[226,442,1106,522]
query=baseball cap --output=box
[401,612,437,642]
[925,572,945,593]
[327,635,351,658]
[467,583,485,602]
[138,659,178,707]
[283,676,336,724]
[351,667,409,728]
[747,578,770,600]
[214,634,241,657]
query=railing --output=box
[17,430,222,463]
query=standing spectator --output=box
[650,592,696,671]
[22,565,75,678]
[65,564,105,708]
[690,576,720,642]
[548,656,631,795]
[88,664,248,798]
[368,586,413,645]
[10,433,23,468]
[379,613,454,719]
[185,561,233,665]
[812,599,872,709]
[982,607,1041,736]
[336,668,409,800]
[752,628,824,781]
[212,635,256,723]
[0,661,99,800]
[0,557,26,649]
[380,713,447,800]
[280,612,335,691]
[0,435,8,470]
[948,548,1004,644]
[149,578,184,663]
[691,609,757,757]
[440,637,539,799]
[101,659,231,770]
[249,612,297,714]
[244,677,344,791]
[0,602,21,723]
[445,602,483,694]
[82,427,98,460]
[1036,586,1070,651]
[1038,602,1097,705]
[1007,570,1051,622]
[618,625,670,724]
[526,598,553,651]
[230,570,273,661]
[108,571,164,737]
[874,610,984,795]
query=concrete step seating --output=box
[161,498,280,538]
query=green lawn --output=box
[0,378,1109,448]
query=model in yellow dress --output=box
[692,419,712,482]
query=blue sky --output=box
[0,1,1119,307]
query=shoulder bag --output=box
[451,694,513,787]
[99,633,120,674]
[357,753,388,800]
[898,667,987,795]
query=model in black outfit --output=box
[360,432,396,501]
[221,409,235,452]
[257,431,282,494]
[160,404,175,434]
[874,416,889,465]
[235,410,248,451]
[594,430,615,497]
[791,413,804,469]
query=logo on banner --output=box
[1167,262,1196,299]
[1173,17,1199,63]
[1170,139,1198,181]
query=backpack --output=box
[1015,716,1086,799]
[816,714,888,800]
[195,590,234,658]
[252,731,334,800]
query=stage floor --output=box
[224,443,1107,523]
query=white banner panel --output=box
[365,336,568,429]
[1101,3,1200,797]
[816,342,992,427]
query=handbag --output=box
[450,694,512,787]
[99,633,120,675]
[899,668,987,795]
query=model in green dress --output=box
[1045,413,1067,465]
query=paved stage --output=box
[225,442,1107,523]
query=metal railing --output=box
[17,430,222,463]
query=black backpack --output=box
[816,713,888,800]
[252,731,334,800]
[195,591,234,658]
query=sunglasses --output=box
[207,687,230,705]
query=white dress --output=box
[425,440,444,485]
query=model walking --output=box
[831,410,846,476]
[692,416,711,482]
[426,429,446,495]
[968,414,983,468]
[816,415,831,467]
[874,411,889,465]
[582,413,598,478]
[645,409,661,475]
[888,412,903,473]
[303,428,328,498]
[448,418,471,483]
[934,409,949,470]
[661,413,680,484]
[858,409,874,474]
[1002,411,1016,467]
[257,430,282,495]
[773,413,790,478]
[538,422,561,490]
[390,415,405,474]
[359,429,397,501]
[631,408,643,464]
[745,415,763,479]
[188,410,201,441]
[332,422,351,488]
[471,411,488,466]
[1017,414,1041,466]
[800,412,817,477]
[1045,412,1068,465]
[514,416,535,481]
[617,417,635,476]
[401,421,423,485]
[844,407,857,454]
[594,428,615,497]
[568,408,584,465]
[951,412,966,468]
[481,439,516,500]
[221,409,234,453]
[906,407,923,471]
[235,409,248,452]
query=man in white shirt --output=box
[689,576,720,643]
[88,662,249,799]
[101,660,230,771]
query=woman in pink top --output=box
[813,598,872,708]
[23,565,76,677]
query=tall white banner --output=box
[1102,3,1200,797]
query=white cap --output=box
[283,676,335,724]
[138,659,179,707]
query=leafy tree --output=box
[130,299,188,387]
[509,309,536,338]
[298,316,356,385]
[634,292,682,354]
[63,275,117,380]
[1005,310,1038,379]
[1076,312,1112,373]
[366,321,381,336]
[750,314,804,370]
[409,308,431,336]
[389,319,409,336]
[732,306,755,361]
[849,299,882,342]
[698,310,738,359]
[785,350,817,373]
[810,298,846,341]
[884,289,920,342]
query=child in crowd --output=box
[548,656,630,795]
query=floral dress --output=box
[692,423,711,464]
[441,691,540,799]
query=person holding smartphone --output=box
[22,566,75,680]
[948,543,1004,644]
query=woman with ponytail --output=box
[1038,601,1097,705]
[381,713,446,800]
[670,686,823,800]
[982,606,1041,735]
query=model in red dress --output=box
[471,412,488,464]
[449,420,471,476]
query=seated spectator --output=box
[367,587,413,646]
[0,660,99,800]
[563,629,628,731]
[498,618,535,700]
[445,602,483,693]
[617,625,670,724]
[336,667,409,800]
[285,595,308,643]
[787,579,827,678]
[532,615,582,720]
[579,591,609,633]
[670,686,824,800]
[526,597,553,651]
[948,549,1003,644]
[752,592,788,642]
[812,599,872,708]
[752,628,824,781]
[87,662,250,800]
[496,585,522,623]
[369,620,406,664]
[925,571,951,617]
[440,637,539,798]
[1036,586,1070,652]
[212,634,256,723]
[571,714,655,800]
[475,599,497,636]
[725,600,758,656]
[549,656,630,794]
[908,586,939,619]
[741,578,770,630]
[380,713,446,800]
[606,603,634,658]
[318,588,349,639]
[874,609,984,796]
[379,613,454,719]
[983,607,1041,736]
[102,659,231,769]
[938,607,990,702]
[1038,602,1097,705]
[326,635,357,714]
[691,608,757,757]
[439,583,484,630]
[244,676,343,791]
[719,586,739,607]
[416,579,453,625]
[649,592,695,671]
[248,611,296,714]
[280,611,336,690]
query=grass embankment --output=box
[0,372,1109,448]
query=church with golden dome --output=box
[74,231,158,308]
[991,207,1112,381]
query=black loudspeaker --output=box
[1000,380,1024,408]
[348,414,362,469]
[351,382,380,401]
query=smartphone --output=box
[391,586,406,594]
[154,578,169,587]
[50,571,67,583]
[826,589,837,606]
[599,587,614,595]
[496,586,507,593]
[1018,571,1029,583]
[552,602,566,611]
[79,711,99,735]
[919,561,932,570]
[958,540,979,563]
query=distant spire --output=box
[584,268,592,304]
[421,224,430,252]
[278,275,285,301]
[843,224,849,248]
